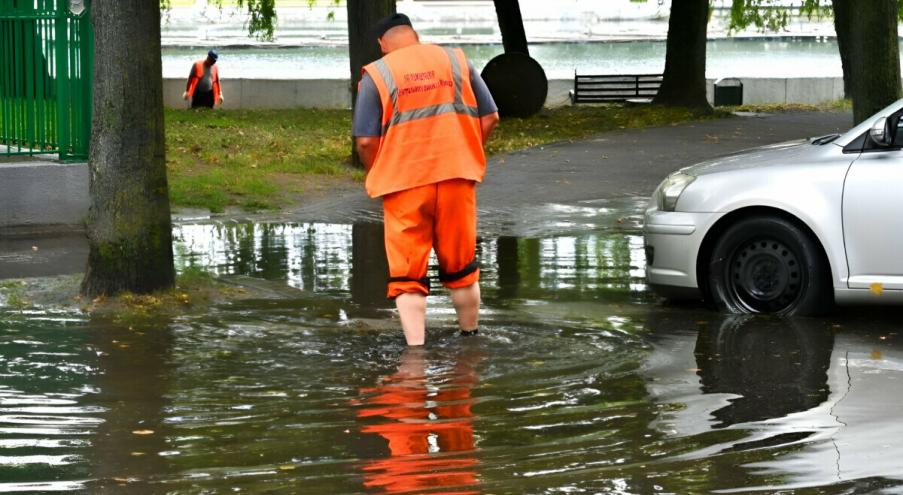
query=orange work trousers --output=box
[382,179,480,299]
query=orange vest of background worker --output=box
[182,50,223,109]
[353,14,500,346]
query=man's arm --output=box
[184,65,196,100]
[356,137,380,171]
[215,70,224,104]
[352,73,384,170]
[468,61,500,144]
[481,112,500,142]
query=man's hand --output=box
[481,112,500,143]
[355,137,380,171]
[182,91,190,101]
[217,95,224,106]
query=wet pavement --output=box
[5,110,903,493]
[2,218,903,493]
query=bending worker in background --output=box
[183,50,223,109]
[353,13,500,346]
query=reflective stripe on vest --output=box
[375,48,480,135]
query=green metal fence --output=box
[0,0,93,161]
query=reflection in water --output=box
[695,317,833,428]
[356,349,481,495]
[0,317,98,493]
[88,317,174,492]
[174,223,357,292]
[7,220,903,492]
[173,222,648,305]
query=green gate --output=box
[0,0,93,161]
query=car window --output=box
[895,117,903,147]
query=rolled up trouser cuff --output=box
[387,277,430,299]
[439,256,480,290]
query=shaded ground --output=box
[1,109,854,279]
[284,110,853,228]
[164,105,720,212]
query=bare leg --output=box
[396,293,427,346]
[451,283,481,332]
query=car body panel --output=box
[842,149,903,290]
[644,97,903,307]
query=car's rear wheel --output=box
[707,216,832,316]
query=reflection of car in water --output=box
[645,98,903,315]
[694,316,833,428]
[644,314,903,490]
[354,349,481,495]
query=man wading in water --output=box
[352,14,500,346]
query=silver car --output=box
[644,99,903,315]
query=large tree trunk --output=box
[493,0,529,55]
[653,0,712,111]
[81,0,175,297]
[347,0,396,168]
[848,0,901,125]
[832,0,853,99]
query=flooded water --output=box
[162,37,864,80]
[2,219,903,493]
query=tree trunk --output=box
[848,0,901,125]
[653,0,712,111]
[832,0,853,99]
[347,0,396,168]
[81,0,175,297]
[493,0,529,55]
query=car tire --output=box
[706,216,833,316]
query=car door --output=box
[843,123,903,290]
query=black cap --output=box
[372,13,412,40]
[207,49,219,61]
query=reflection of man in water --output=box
[356,348,480,494]
[182,50,223,109]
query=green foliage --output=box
[161,0,341,41]
[0,281,30,310]
[726,0,902,32]
[165,107,360,212]
[165,105,727,212]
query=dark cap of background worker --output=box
[207,49,219,61]
[372,13,412,40]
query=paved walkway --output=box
[2,110,855,279]
[288,110,854,227]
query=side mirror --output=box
[869,116,894,147]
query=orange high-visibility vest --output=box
[186,61,221,105]
[362,44,486,198]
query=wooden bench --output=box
[570,73,663,104]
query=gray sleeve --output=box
[468,61,499,117]
[352,73,383,137]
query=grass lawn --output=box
[166,104,726,213]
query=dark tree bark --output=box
[848,0,901,125]
[653,0,712,111]
[832,0,853,99]
[346,0,396,168]
[493,0,529,55]
[81,0,175,297]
